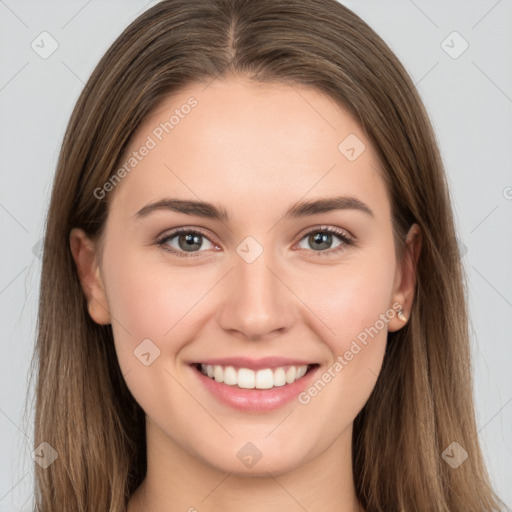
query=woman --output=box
[31,0,506,510]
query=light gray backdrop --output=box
[0,1,511,510]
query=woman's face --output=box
[72,75,418,476]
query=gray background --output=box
[1,0,511,509]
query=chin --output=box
[197,441,311,477]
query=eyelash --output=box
[157,226,355,259]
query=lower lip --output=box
[191,364,320,412]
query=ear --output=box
[69,228,111,325]
[388,223,422,332]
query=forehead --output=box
[108,76,390,223]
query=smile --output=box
[196,363,314,389]
[190,360,320,412]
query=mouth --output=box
[191,362,319,390]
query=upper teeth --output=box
[200,364,309,389]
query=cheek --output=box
[294,245,396,403]
[101,242,216,369]
[101,249,217,418]
[299,248,396,346]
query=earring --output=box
[397,309,407,322]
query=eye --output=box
[157,226,355,258]
[157,228,216,258]
[296,226,354,257]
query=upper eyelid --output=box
[158,227,219,246]
[297,225,353,240]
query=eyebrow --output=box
[134,196,374,221]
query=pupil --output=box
[311,232,331,250]
[180,233,201,251]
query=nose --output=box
[216,248,298,341]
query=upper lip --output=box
[191,357,317,371]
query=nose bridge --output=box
[238,246,276,299]
[216,236,295,339]
[235,239,281,314]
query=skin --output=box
[70,74,421,512]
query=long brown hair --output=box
[29,0,506,510]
